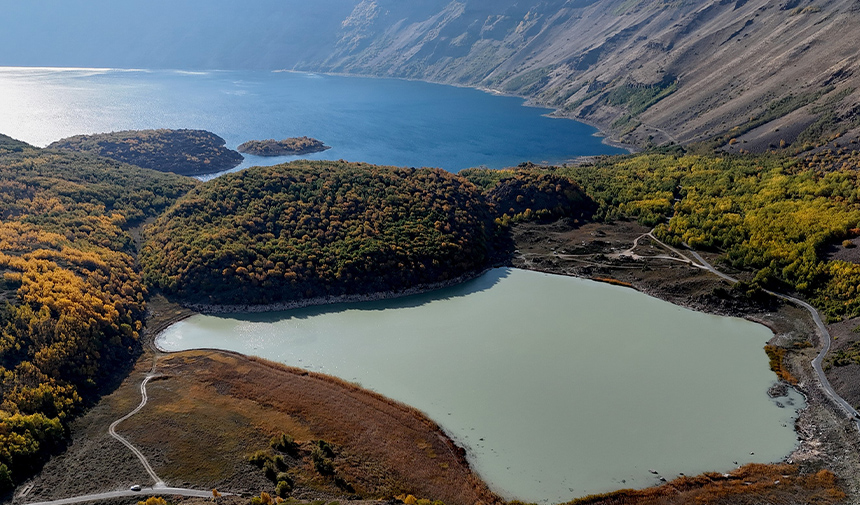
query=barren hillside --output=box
[304,0,860,151]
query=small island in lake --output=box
[48,128,244,176]
[237,136,331,156]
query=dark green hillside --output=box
[461,168,595,223]
[140,161,496,306]
[0,138,196,491]
[0,134,34,153]
[48,129,244,176]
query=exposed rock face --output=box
[303,0,860,151]
[9,1,860,152]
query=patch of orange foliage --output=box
[592,277,634,288]
[140,351,501,505]
[566,464,844,505]
[764,345,799,385]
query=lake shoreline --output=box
[507,218,860,499]
[150,231,860,502]
[2,67,621,170]
[156,265,806,502]
[280,69,639,156]
[178,268,492,314]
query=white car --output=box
[130,485,142,492]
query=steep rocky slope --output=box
[305,0,860,151]
[4,1,859,152]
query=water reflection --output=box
[225,268,511,323]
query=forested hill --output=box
[0,137,196,492]
[140,161,496,307]
[0,134,34,153]
[49,130,244,176]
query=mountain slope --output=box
[0,0,356,70]
[305,0,860,151]
[3,1,859,152]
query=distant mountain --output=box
[0,0,356,70]
[4,0,860,151]
[302,0,860,152]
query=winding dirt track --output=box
[22,487,215,505]
[23,358,229,505]
[683,247,860,432]
[107,372,164,487]
[639,231,860,433]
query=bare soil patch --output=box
[510,219,761,317]
[822,315,860,410]
[826,238,860,264]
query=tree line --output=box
[141,161,498,305]
[560,150,860,321]
[0,137,195,491]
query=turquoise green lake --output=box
[157,268,803,503]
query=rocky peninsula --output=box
[48,129,244,176]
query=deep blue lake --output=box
[0,67,623,173]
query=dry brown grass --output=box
[564,463,845,505]
[121,349,501,505]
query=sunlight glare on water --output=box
[0,67,624,173]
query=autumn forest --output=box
[3,128,860,496]
[0,134,194,491]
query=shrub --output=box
[249,450,270,467]
[276,473,293,486]
[273,455,287,471]
[311,447,335,475]
[0,465,12,495]
[333,475,354,492]
[764,345,798,384]
[316,440,335,458]
[275,480,293,498]
[271,433,299,455]
[137,498,167,505]
[263,460,279,481]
